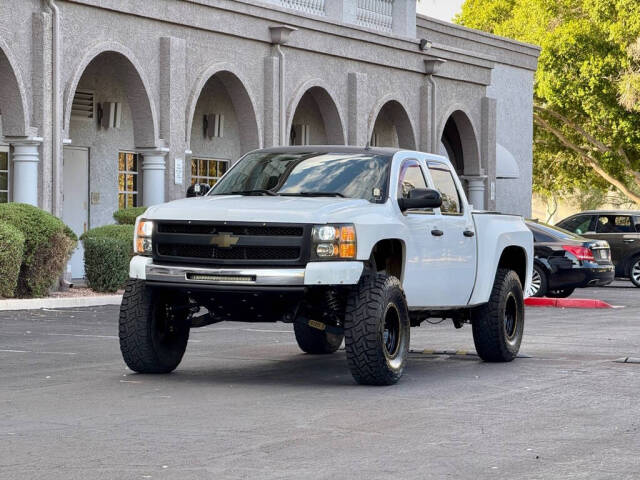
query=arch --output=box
[287,79,346,145]
[438,105,481,176]
[64,41,159,147]
[0,38,30,137]
[185,63,261,152]
[367,94,417,150]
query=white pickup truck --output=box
[120,146,533,385]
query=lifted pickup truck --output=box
[120,146,533,385]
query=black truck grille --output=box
[153,221,309,266]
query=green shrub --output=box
[0,221,25,298]
[113,206,147,225]
[0,203,76,297]
[81,224,135,293]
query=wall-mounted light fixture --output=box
[419,38,433,51]
[203,114,224,139]
[99,102,122,129]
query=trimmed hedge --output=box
[113,207,147,225]
[81,224,134,293]
[0,203,76,297]
[0,222,25,298]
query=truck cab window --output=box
[428,163,462,215]
[397,160,432,213]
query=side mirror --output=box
[398,188,442,212]
[186,183,210,198]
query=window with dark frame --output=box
[118,151,140,209]
[0,148,9,203]
[428,163,463,215]
[191,157,228,187]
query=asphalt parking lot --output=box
[1,281,639,480]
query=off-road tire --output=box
[294,321,343,354]
[472,268,524,362]
[547,288,575,298]
[629,256,640,287]
[530,264,548,297]
[344,274,410,386]
[119,279,190,373]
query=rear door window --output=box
[596,215,633,233]
[559,215,594,235]
[427,163,462,215]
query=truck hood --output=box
[143,195,379,224]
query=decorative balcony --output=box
[263,0,416,37]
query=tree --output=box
[456,0,640,204]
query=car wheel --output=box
[630,257,640,287]
[294,320,343,354]
[529,264,548,297]
[547,288,575,298]
[119,280,190,373]
[344,274,410,386]
[471,268,525,362]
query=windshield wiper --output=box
[228,189,279,196]
[281,191,347,198]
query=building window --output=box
[191,157,228,187]
[0,147,9,203]
[118,151,140,209]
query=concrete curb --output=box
[0,295,123,311]
[525,297,616,309]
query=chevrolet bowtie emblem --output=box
[209,232,239,248]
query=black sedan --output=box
[526,221,615,297]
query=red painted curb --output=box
[525,297,613,309]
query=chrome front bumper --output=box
[130,256,364,286]
[146,264,305,286]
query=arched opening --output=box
[288,86,345,145]
[0,45,31,206]
[64,49,158,278]
[439,110,480,176]
[369,100,416,149]
[187,70,259,187]
[0,47,28,139]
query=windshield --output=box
[208,151,391,202]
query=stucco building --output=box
[0,0,539,276]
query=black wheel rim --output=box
[504,293,518,340]
[383,304,401,357]
[153,301,182,349]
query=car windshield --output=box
[208,151,391,202]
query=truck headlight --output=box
[312,224,356,260]
[134,219,154,256]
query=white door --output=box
[396,159,446,306]
[425,162,477,306]
[62,147,89,279]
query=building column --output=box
[461,175,487,211]
[139,148,169,206]
[11,138,43,206]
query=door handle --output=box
[463,230,475,237]
[431,229,444,237]
[624,239,636,243]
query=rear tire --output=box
[530,264,548,297]
[472,268,524,362]
[294,321,343,354]
[629,257,640,287]
[119,279,190,373]
[547,288,575,298]
[344,274,410,386]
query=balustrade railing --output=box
[356,0,394,32]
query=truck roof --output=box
[254,145,404,157]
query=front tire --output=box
[119,279,190,373]
[294,321,343,354]
[472,268,524,362]
[344,274,410,386]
